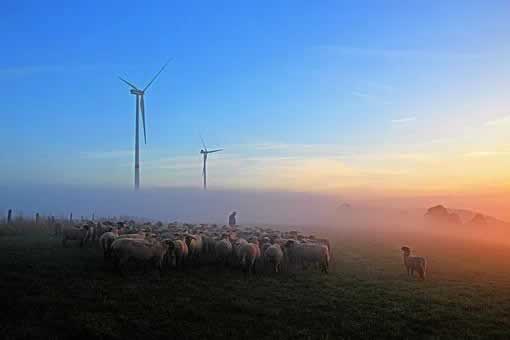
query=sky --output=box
[2,1,510,217]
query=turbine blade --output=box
[118,77,139,90]
[200,135,207,152]
[143,59,170,92]
[141,96,147,144]
[207,149,223,153]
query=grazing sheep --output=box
[232,238,248,263]
[111,238,172,275]
[239,242,260,276]
[314,238,331,254]
[94,222,107,240]
[62,226,89,247]
[215,237,232,267]
[99,230,118,259]
[284,240,330,273]
[200,234,216,258]
[185,234,203,264]
[83,224,95,243]
[264,244,284,273]
[401,246,427,280]
[166,239,189,269]
[261,240,271,254]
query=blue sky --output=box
[1,1,509,193]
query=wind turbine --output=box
[200,137,223,190]
[119,60,169,190]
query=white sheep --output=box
[99,230,118,259]
[215,236,232,267]
[401,246,427,280]
[239,242,260,276]
[111,238,172,275]
[166,239,189,269]
[185,234,203,264]
[284,240,330,273]
[62,226,89,247]
[263,244,284,273]
[200,234,216,258]
[232,238,248,264]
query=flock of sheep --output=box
[59,221,332,277]
[58,220,427,280]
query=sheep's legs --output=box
[322,262,329,274]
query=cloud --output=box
[352,91,372,99]
[0,65,63,76]
[320,46,486,61]
[351,90,392,105]
[353,152,432,162]
[143,155,199,170]
[391,116,416,124]
[80,150,133,159]
[364,81,394,93]
[485,115,510,127]
[0,63,99,77]
[465,151,510,158]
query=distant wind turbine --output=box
[200,136,223,190]
[119,60,170,190]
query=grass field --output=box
[1,223,510,339]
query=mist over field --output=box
[3,184,510,248]
[0,184,428,225]
[0,185,338,225]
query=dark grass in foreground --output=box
[1,226,510,339]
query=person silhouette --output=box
[229,211,237,228]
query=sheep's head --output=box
[285,240,297,248]
[401,246,411,255]
[163,239,175,251]
[185,235,196,247]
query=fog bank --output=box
[0,185,344,226]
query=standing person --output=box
[229,211,237,228]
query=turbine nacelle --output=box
[130,89,144,95]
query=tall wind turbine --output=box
[119,60,169,190]
[200,137,223,190]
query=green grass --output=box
[1,224,510,339]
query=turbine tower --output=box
[119,60,169,190]
[200,137,223,190]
